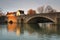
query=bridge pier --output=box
[17,16,24,24]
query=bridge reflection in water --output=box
[7,23,60,36]
[0,23,60,40]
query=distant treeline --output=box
[0,16,7,24]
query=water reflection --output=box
[0,23,60,40]
[25,23,58,34]
[24,24,41,34]
[7,23,24,36]
[16,25,21,36]
[7,23,17,32]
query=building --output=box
[6,12,17,23]
[16,10,24,16]
[6,10,24,23]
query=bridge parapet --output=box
[24,13,58,23]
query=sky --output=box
[0,0,60,14]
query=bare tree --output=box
[45,5,56,13]
[0,10,3,16]
[37,5,56,13]
[37,6,44,13]
[0,8,5,16]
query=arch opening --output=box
[9,20,13,24]
[27,17,54,23]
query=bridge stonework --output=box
[17,12,60,24]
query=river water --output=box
[0,23,60,40]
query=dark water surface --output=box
[0,23,60,40]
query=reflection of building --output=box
[16,26,21,36]
[7,23,23,36]
[8,23,17,32]
[7,23,21,36]
[16,24,24,36]
[6,10,24,23]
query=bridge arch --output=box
[25,16,55,23]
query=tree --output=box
[37,6,44,13]
[37,5,56,13]
[45,5,56,13]
[0,8,5,16]
[27,9,36,15]
[0,10,3,16]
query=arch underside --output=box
[27,17,54,23]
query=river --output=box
[0,23,60,40]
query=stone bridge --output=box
[17,12,60,24]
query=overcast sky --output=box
[0,0,60,14]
